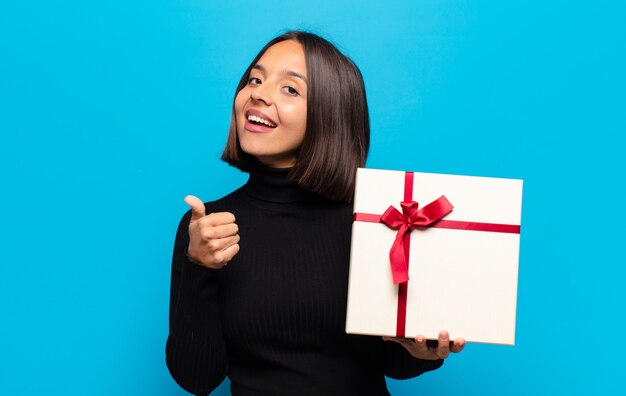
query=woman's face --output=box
[234,40,308,168]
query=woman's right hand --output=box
[184,195,240,269]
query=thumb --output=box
[184,195,206,221]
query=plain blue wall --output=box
[1,1,625,394]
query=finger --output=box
[206,235,240,252]
[437,331,450,359]
[201,212,237,227]
[185,195,206,221]
[451,338,466,353]
[413,334,429,354]
[208,243,240,268]
[219,243,240,263]
[199,223,239,240]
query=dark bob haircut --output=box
[221,30,370,202]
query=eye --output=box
[283,86,300,96]
[248,77,262,85]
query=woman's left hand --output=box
[383,331,465,360]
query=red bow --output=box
[380,196,454,284]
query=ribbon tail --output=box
[389,228,409,284]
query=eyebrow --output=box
[252,64,308,84]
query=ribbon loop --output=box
[380,196,453,284]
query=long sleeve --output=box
[165,209,228,395]
[380,340,443,379]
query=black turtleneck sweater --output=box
[166,166,443,396]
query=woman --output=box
[166,31,464,396]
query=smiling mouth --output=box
[246,113,277,128]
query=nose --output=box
[250,83,273,105]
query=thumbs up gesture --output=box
[184,195,240,269]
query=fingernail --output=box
[416,335,425,343]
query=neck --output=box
[243,163,311,203]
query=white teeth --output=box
[247,114,276,127]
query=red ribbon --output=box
[352,171,521,337]
[380,198,453,284]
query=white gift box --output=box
[345,168,523,345]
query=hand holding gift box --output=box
[346,168,523,345]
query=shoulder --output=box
[203,186,248,214]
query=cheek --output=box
[282,102,307,131]
[296,106,307,139]
[234,90,247,119]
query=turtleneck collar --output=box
[242,163,312,203]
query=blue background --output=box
[1,1,625,394]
